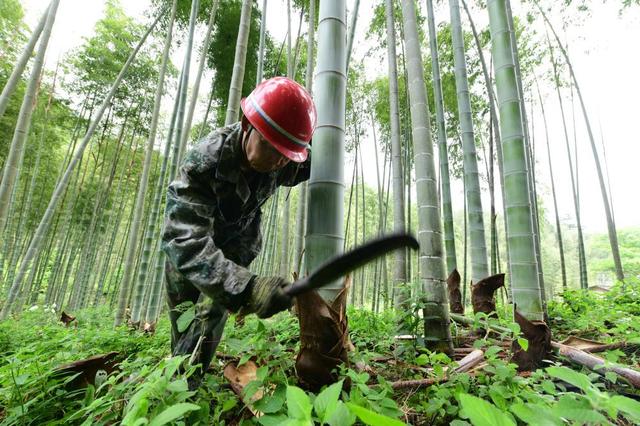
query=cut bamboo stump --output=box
[552,341,640,389]
[471,273,505,316]
[447,269,464,314]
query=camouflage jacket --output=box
[161,122,311,311]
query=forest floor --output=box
[1,278,640,425]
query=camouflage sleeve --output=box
[161,146,255,312]
[277,149,311,187]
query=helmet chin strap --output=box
[241,124,254,169]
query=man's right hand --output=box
[246,276,293,318]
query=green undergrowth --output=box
[0,279,639,425]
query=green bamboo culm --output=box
[225,0,253,126]
[0,10,163,320]
[256,0,267,84]
[505,0,545,305]
[400,0,453,353]
[546,33,587,290]
[279,0,294,278]
[141,69,184,325]
[383,0,408,312]
[448,0,488,283]
[534,0,623,283]
[0,2,49,119]
[115,0,196,327]
[304,0,347,302]
[0,0,59,242]
[534,76,567,290]
[125,0,178,326]
[346,0,361,72]
[293,0,315,276]
[426,0,457,276]
[461,0,509,280]
[486,0,543,321]
[179,0,219,161]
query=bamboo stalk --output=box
[0,10,163,320]
[400,0,452,353]
[486,0,543,321]
[449,0,488,283]
[179,0,218,159]
[0,2,49,119]
[304,0,347,302]
[225,0,252,126]
[384,0,408,313]
[535,0,623,282]
[426,0,457,276]
[293,0,315,275]
[0,0,60,239]
[534,76,567,291]
[126,0,177,325]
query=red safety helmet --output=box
[240,77,316,163]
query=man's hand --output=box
[247,276,293,318]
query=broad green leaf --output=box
[174,301,194,311]
[610,395,640,422]
[552,396,607,423]
[166,379,188,393]
[510,403,562,426]
[176,306,195,333]
[517,338,529,352]
[327,401,356,426]
[484,345,502,359]
[254,386,286,414]
[541,380,556,394]
[550,406,607,423]
[14,373,29,386]
[415,354,429,366]
[221,398,237,413]
[314,379,344,420]
[238,353,252,367]
[286,385,312,420]
[345,402,406,426]
[257,365,269,381]
[148,403,200,426]
[546,366,592,391]
[258,414,289,426]
[604,371,618,383]
[282,419,312,426]
[458,393,515,426]
[122,398,149,425]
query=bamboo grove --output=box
[0,0,632,352]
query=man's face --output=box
[244,128,290,173]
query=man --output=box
[161,77,316,386]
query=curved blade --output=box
[284,233,419,297]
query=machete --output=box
[284,233,419,297]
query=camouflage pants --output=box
[165,260,229,376]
